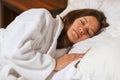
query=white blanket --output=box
[51,36,120,80]
[0,8,63,80]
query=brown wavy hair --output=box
[57,9,109,49]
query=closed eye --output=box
[87,29,94,37]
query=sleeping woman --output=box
[0,8,108,80]
[55,9,109,71]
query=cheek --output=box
[70,23,79,30]
[67,29,77,43]
[67,28,72,38]
[67,29,73,39]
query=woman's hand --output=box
[54,53,85,72]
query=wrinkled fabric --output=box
[0,8,63,80]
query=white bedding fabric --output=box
[0,0,120,79]
[0,8,63,80]
[51,36,120,80]
[77,37,120,80]
[51,0,120,80]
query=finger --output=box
[70,54,84,58]
[74,60,80,68]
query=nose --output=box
[79,27,87,35]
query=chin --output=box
[70,39,77,44]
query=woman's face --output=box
[67,16,100,43]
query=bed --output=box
[0,0,120,80]
[51,0,120,80]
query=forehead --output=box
[84,16,99,25]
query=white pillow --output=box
[59,0,120,53]
[99,0,120,37]
[69,31,111,53]
[60,0,104,17]
[77,36,120,80]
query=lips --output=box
[73,29,81,38]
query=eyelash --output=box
[87,30,91,37]
[87,30,93,37]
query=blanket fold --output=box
[0,8,63,80]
